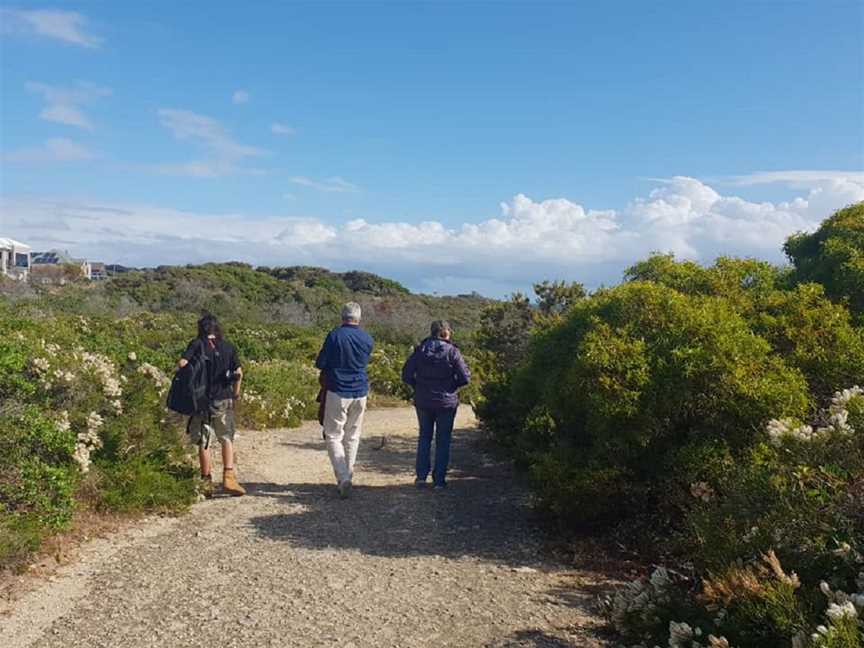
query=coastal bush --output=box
[0,292,430,570]
[477,204,864,647]
[785,201,864,316]
[601,391,864,648]
[483,281,810,526]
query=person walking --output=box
[315,302,374,498]
[178,314,245,497]
[401,320,470,490]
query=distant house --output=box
[106,263,135,274]
[0,238,31,280]
[30,249,92,283]
[90,262,108,280]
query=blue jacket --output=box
[401,338,470,410]
[315,324,374,398]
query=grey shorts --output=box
[188,399,236,447]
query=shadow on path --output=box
[485,629,583,647]
[248,427,542,565]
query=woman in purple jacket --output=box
[401,320,471,489]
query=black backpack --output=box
[166,340,210,416]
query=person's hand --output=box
[177,358,188,368]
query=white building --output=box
[0,238,31,280]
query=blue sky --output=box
[1,1,863,295]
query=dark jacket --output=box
[401,337,470,410]
[182,337,240,402]
[315,324,374,398]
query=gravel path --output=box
[5,407,612,648]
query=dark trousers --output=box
[415,406,457,486]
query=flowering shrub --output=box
[479,206,864,648]
[600,392,864,648]
[0,290,436,569]
[606,550,863,648]
[240,359,318,428]
[367,345,414,402]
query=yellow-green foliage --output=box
[785,201,864,316]
[481,205,864,648]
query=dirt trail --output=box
[4,407,613,647]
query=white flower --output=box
[56,411,71,434]
[53,369,75,383]
[138,363,170,391]
[831,386,863,415]
[826,601,858,621]
[602,566,675,634]
[127,351,137,361]
[83,414,105,449]
[31,357,50,373]
[73,443,92,473]
[668,621,697,648]
[80,351,123,398]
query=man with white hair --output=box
[315,302,374,498]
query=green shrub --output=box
[240,359,319,428]
[0,270,459,569]
[0,405,77,528]
[625,254,864,400]
[0,405,78,568]
[0,514,46,569]
[476,206,864,648]
[785,201,864,316]
[96,457,197,512]
[485,281,810,525]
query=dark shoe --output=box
[433,483,447,491]
[415,478,428,489]
[338,480,352,499]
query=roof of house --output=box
[0,238,31,250]
[31,250,86,265]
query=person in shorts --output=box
[179,314,245,497]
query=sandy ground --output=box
[3,407,613,648]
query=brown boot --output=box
[222,468,246,497]
[200,474,215,499]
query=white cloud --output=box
[5,138,96,163]
[2,173,861,295]
[154,108,267,177]
[728,170,864,187]
[0,9,102,48]
[25,82,111,130]
[289,176,358,193]
[232,90,250,105]
[271,123,295,136]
